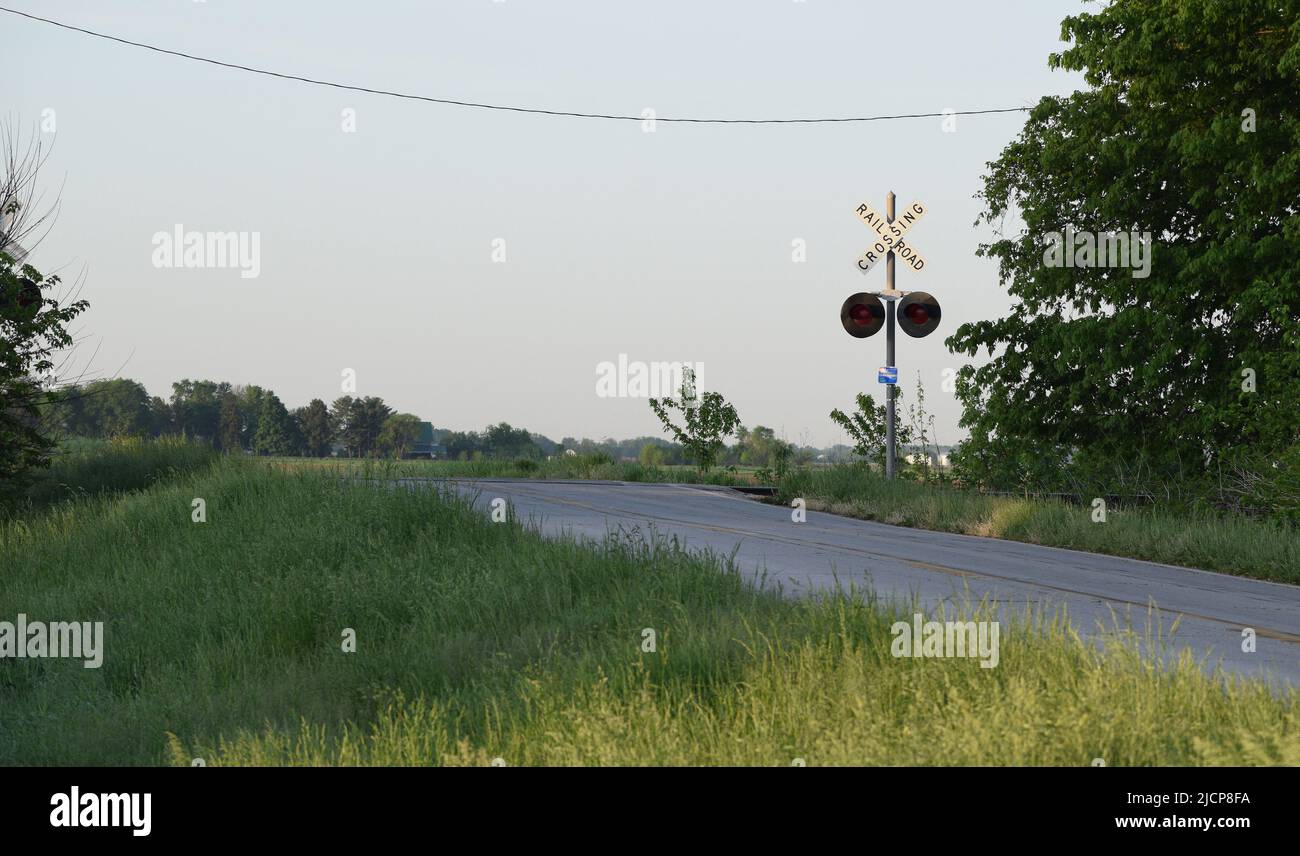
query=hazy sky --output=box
[7,0,1088,447]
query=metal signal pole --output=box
[885,191,897,480]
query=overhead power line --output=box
[0,5,1033,125]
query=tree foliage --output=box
[442,423,539,460]
[649,367,740,473]
[829,391,913,471]
[216,392,242,452]
[252,392,300,456]
[947,0,1300,488]
[736,425,793,474]
[378,412,422,459]
[330,395,391,458]
[296,398,333,457]
[57,379,153,438]
[1,128,89,493]
[169,379,229,443]
[638,442,666,468]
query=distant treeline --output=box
[50,378,421,457]
[47,378,833,466]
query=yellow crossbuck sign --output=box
[855,199,928,274]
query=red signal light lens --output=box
[840,292,885,338]
[895,291,941,338]
[849,303,875,325]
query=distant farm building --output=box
[403,422,446,459]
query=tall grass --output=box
[1,461,1295,766]
[6,436,219,514]
[778,466,1300,585]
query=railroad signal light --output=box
[845,191,940,481]
[840,292,885,338]
[896,291,941,338]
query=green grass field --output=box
[2,453,1297,766]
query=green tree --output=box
[235,385,268,450]
[147,395,172,436]
[357,397,392,457]
[378,412,422,459]
[442,429,481,461]
[329,395,354,454]
[482,422,539,459]
[638,442,665,468]
[216,392,242,452]
[649,367,740,473]
[947,0,1300,484]
[948,423,1069,492]
[331,396,390,457]
[170,379,230,443]
[736,425,793,470]
[95,380,152,437]
[296,398,333,457]
[1,130,90,494]
[252,392,299,456]
[830,391,913,471]
[52,378,152,438]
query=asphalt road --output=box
[436,478,1300,687]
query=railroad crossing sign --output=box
[855,198,928,275]
[840,191,942,481]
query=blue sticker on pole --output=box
[878,366,898,384]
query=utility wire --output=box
[0,5,1033,125]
